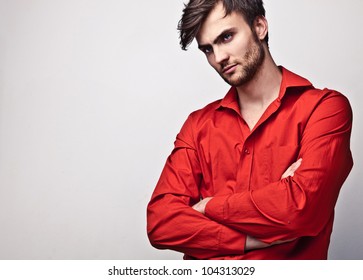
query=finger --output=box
[281,165,295,179]
[292,158,302,170]
[281,169,292,179]
[192,203,199,210]
[290,158,302,172]
[281,158,302,179]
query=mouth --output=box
[222,64,237,74]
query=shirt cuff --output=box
[218,224,246,255]
[206,196,247,255]
[205,195,228,223]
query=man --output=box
[147,0,353,259]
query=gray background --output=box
[0,0,361,259]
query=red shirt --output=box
[147,67,353,259]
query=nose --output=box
[213,46,229,64]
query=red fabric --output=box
[147,67,353,259]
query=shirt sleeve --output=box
[204,91,353,243]
[147,115,247,259]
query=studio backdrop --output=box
[0,0,362,259]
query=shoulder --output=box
[186,98,222,124]
[281,67,351,112]
[300,88,353,130]
[287,85,351,114]
[301,87,352,114]
[176,98,222,142]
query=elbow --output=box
[148,234,163,250]
[284,208,329,238]
[147,222,176,251]
[147,216,159,249]
[146,204,169,250]
[147,223,164,250]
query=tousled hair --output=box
[177,0,268,50]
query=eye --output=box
[222,33,232,42]
[202,46,213,55]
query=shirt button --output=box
[244,148,250,154]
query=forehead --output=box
[196,2,249,44]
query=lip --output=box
[222,64,237,74]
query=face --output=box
[196,2,265,87]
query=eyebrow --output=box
[198,27,237,50]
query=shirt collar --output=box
[277,66,313,101]
[218,66,313,112]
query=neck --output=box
[236,50,282,110]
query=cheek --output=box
[232,44,248,57]
[232,35,253,55]
[207,56,218,69]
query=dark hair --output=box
[177,0,268,50]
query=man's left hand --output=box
[192,197,213,214]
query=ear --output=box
[253,16,268,41]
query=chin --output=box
[224,75,248,87]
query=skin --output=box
[196,2,282,130]
[197,6,265,88]
[192,2,302,251]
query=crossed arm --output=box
[192,159,302,250]
[147,92,353,258]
